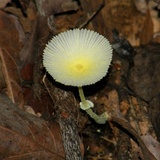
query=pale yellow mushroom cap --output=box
[43,29,113,87]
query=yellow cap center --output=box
[75,63,84,72]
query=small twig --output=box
[101,136,117,146]
[79,2,105,29]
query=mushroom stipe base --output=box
[78,87,111,124]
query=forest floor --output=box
[0,0,160,160]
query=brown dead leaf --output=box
[149,95,160,141]
[0,0,10,9]
[4,2,37,33]
[0,49,23,107]
[128,97,156,137]
[154,0,160,9]
[134,0,147,13]
[101,0,145,46]
[119,99,130,116]
[35,0,78,16]
[0,10,24,53]
[80,0,106,35]
[0,93,65,160]
[0,11,25,106]
[141,134,160,160]
[103,90,121,117]
[127,43,160,102]
[140,8,153,45]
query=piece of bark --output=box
[59,116,83,160]
[43,78,84,160]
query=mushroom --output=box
[43,29,113,124]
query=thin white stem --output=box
[78,86,86,104]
